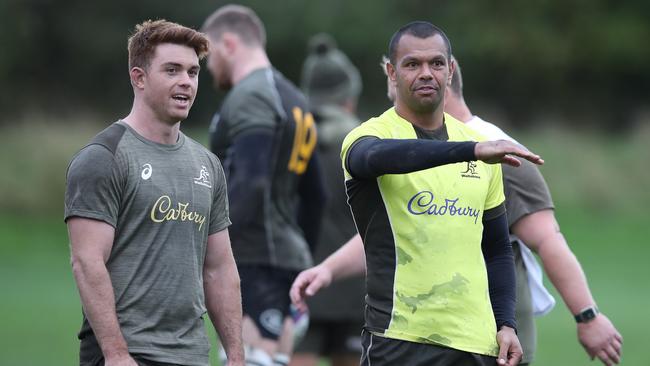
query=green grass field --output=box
[1,209,647,365]
[1,122,648,365]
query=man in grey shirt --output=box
[64,20,244,366]
[444,57,622,366]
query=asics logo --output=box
[141,164,152,180]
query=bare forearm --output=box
[322,234,366,281]
[512,210,596,314]
[537,233,595,314]
[72,258,128,357]
[204,269,244,363]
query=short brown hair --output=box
[128,19,209,70]
[202,5,266,47]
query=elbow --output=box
[70,254,103,283]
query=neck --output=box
[122,100,180,145]
[444,95,473,123]
[394,101,445,130]
[231,47,271,85]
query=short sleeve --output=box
[223,91,277,139]
[503,160,554,227]
[485,163,506,210]
[208,155,232,235]
[64,144,122,227]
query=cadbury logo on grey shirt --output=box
[407,191,481,224]
[150,195,207,231]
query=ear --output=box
[221,32,239,54]
[386,62,397,82]
[447,58,456,86]
[130,67,146,90]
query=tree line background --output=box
[2,2,650,365]
[1,0,649,131]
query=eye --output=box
[166,67,177,74]
[189,69,199,77]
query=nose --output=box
[418,64,433,80]
[178,71,193,88]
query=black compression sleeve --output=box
[482,210,517,331]
[226,130,273,228]
[297,152,327,254]
[346,137,477,179]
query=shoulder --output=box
[465,116,517,143]
[347,109,396,139]
[220,70,279,135]
[271,69,309,104]
[69,122,127,170]
[445,113,489,142]
[67,143,120,187]
[86,122,128,154]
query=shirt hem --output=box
[128,346,209,366]
[379,330,499,357]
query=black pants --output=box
[360,330,497,366]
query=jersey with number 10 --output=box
[210,68,317,270]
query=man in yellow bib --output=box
[293,21,545,366]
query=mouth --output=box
[414,85,436,93]
[172,94,191,107]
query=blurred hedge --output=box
[1,116,648,217]
[1,0,649,129]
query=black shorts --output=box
[294,319,364,356]
[238,264,299,340]
[360,330,497,366]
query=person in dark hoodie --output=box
[289,33,364,366]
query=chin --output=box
[168,112,189,123]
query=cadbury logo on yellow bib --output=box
[407,190,481,224]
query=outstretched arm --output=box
[290,234,365,312]
[68,217,138,366]
[204,229,245,366]
[512,209,622,365]
[346,137,543,179]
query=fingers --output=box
[289,267,330,312]
[289,271,313,310]
[593,338,622,366]
[475,140,544,166]
[505,146,544,165]
[604,343,621,364]
[496,342,508,366]
[612,337,622,355]
[596,348,615,366]
[505,346,523,366]
[614,331,623,344]
[517,153,544,165]
[500,155,522,167]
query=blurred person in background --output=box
[292,21,547,366]
[64,20,244,366]
[288,33,364,366]
[203,5,326,366]
[443,56,623,366]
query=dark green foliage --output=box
[1,0,648,128]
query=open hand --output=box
[475,140,544,167]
